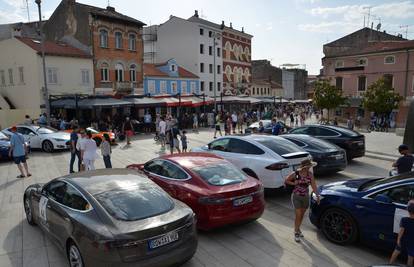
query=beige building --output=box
[0,36,93,111]
[250,79,283,98]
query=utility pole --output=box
[363,6,372,28]
[399,25,411,39]
[35,0,50,125]
[212,32,220,112]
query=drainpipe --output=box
[404,49,410,98]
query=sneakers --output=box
[298,230,304,238]
[294,232,300,242]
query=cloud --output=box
[265,22,273,31]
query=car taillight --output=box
[265,162,289,170]
[198,196,226,205]
[93,239,142,251]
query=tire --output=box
[242,168,258,179]
[67,241,84,267]
[42,140,54,153]
[24,196,36,226]
[93,137,102,147]
[320,208,358,245]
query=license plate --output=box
[148,231,179,250]
[335,154,344,160]
[233,196,253,206]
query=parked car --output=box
[191,135,311,189]
[127,153,265,230]
[0,131,30,160]
[3,125,70,153]
[23,169,197,267]
[309,172,414,252]
[64,127,115,146]
[245,120,290,134]
[281,134,347,174]
[287,125,365,160]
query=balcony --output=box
[116,81,135,92]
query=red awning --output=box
[159,97,192,107]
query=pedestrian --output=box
[24,115,32,125]
[391,144,414,175]
[347,116,354,130]
[192,113,198,132]
[237,112,244,133]
[168,124,181,154]
[258,121,265,133]
[271,119,281,136]
[80,130,98,171]
[144,111,152,134]
[333,117,338,126]
[60,117,67,130]
[225,115,232,135]
[181,130,188,152]
[38,113,47,126]
[69,126,81,173]
[214,113,222,139]
[285,159,319,242]
[101,133,112,168]
[70,117,79,129]
[122,117,134,145]
[390,200,414,266]
[231,112,238,134]
[290,113,294,127]
[294,114,299,127]
[159,116,166,148]
[9,126,31,178]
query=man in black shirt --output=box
[392,144,414,175]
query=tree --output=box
[362,78,403,117]
[313,80,347,121]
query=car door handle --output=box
[46,204,51,208]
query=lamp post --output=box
[35,0,50,125]
[212,32,221,112]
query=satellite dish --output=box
[376,23,381,31]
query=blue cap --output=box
[399,144,409,151]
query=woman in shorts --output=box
[285,159,319,242]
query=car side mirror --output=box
[374,194,392,204]
[207,144,211,150]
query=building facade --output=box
[0,37,93,110]
[143,59,199,95]
[281,68,308,100]
[43,0,145,95]
[251,79,283,98]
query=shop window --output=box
[358,76,366,91]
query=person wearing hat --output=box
[285,158,319,242]
[8,126,31,178]
[390,200,414,266]
[392,144,414,175]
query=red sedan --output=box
[127,152,265,230]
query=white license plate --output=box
[335,154,344,160]
[148,231,179,250]
[233,196,253,206]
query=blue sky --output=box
[1,0,414,74]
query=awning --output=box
[239,97,263,104]
[182,96,214,107]
[157,97,192,107]
[217,96,251,104]
[78,97,132,108]
[125,97,167,108]
[50,98,76,109]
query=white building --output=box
[282,69,295,100]
[0,36,94,111]
[146,12,223,97]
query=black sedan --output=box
[281,134,347,174]
[23,169,197,267]
[245,120,291,134]
[287,125,365,160]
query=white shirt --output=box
[231,114,238,123]
[76,135,85,151]
[81,138,98,160]
[159,120,166,134]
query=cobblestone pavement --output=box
[0,128,394,267]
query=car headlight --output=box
[53,138,67,142]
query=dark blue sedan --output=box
[0,132,30,160]
[310,173,414,251]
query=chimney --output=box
[242,27,244,33]
[107,6,115,12]
[230,22,233,29]
[194,10,199,18]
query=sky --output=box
[1,0,414,75]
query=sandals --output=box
[16,175,25,178]
[27,173,32,177]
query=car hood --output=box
[41,132,70,140]
[320,178,374,195]
[191,146,209,152]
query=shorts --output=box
[215,125,221,131]
[125,130,134,137]
[232,122,237,128]
[14,155,26,164]
[291,193,309,209]
[395,243,414,257]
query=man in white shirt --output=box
[158,116,167,148]
[80,131,98,171]
[231,112,238,134]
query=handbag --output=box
[284,171,299,193]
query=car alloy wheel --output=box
[24,197,36,226]
[320,208,357,245]
[42,140,54,153]
[68,243,84,267]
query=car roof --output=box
[243,134,285,142]
[63,168,155,196]
[365,172,414,191]
[161,152,226,169]
[303,124,361,135]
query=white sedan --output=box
[2,125,70,152]
[192,135,311,189]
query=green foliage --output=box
[362,78,403,116]
[313,80,347,119]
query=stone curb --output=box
[364,152,398,162]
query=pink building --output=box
[322,29,414,128]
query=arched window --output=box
[233,66,239,83]
[238,45,244,61]
[99,29,108,48]
[129,64,136,82]
[128,33,136,51]
[238,67,243,83]
[244,47,250,62]
[233,43,239,60]
[115,32,123,49]
[115,63,124,82]
[100,62,109,81]
[225,65,232,82]
[225,41,232,60]
[244,68,250,83]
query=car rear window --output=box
[306,137,336,149]
[191,163,247,186]
[333,127,359,137]
[94,185,174,221]
[255,138,303,155]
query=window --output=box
[148,80,155,94]
[128,33,136,51]
[208,46,212,56]
[228,139,265,155]
[18,67,24,83]
[129,64,136,82]
[101,63,109,81]
[200,63,204,73]
[47,68,58,84]
[335,77,343,90]
[200,44,204,54]
[170,64,176,72]
[255,138,303,155]
[115,63,124,82]
[160,161,188,180]
[99,29,108,48]
[209,31,212,37]
[115,32,123,49]
[289,127,309,134]
[267,88,270,95]
[371,184,414,205]
[312,127,338,137]
[384,55,395,64]
[217,65,221,74]
[209,81,213,91]
[260,88,263,95]
[160,81,167,93]
[171,81,177,93]
[81,69,90,85]
[42,181,66,203]
[200,81,205,91]
[252,87,255,95]
[181,81,187,92]
[0,70,5,86]
[217,82,221,92]
[358,58,368,66]
[210,138,230,151]
[217,47,221,57]
[209,64,213,74]
[191,163,247,186]
[191,82,196,92]
[62,184,90,210]
[335,60,344,68]
[358,76,366,91]
[383,74,394,89]
[8,68,13,85]
[200,28,204,35]
[225,65,232,81]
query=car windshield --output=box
[0,132,9,140]
[94,185,174,221]
[191,163,247,186]
[255,138,302,155]
[86,127,99,134]
[37,127,57,134]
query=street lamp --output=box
[212,32,221,112]
[35,0,50,125]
